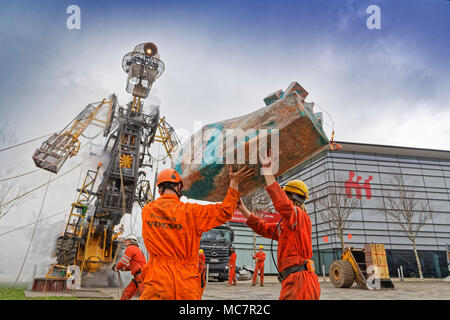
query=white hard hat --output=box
[125,234,138,242]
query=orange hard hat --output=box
[156,168,182,186]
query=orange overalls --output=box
[252,251,266,285]
[228,251,237,285]
[246,182,321,300]
[115,244,146,300]
[198,251,206,296]
[140,187,240,300]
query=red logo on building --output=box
[345,171,373,199]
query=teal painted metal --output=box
[172,81,331,202]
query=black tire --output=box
[55,237,77,265]
[329,260,355,288]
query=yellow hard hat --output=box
[199,249,204,254]
[283,180,309,199]
[259,245,264,250]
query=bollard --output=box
[400,266,404,281]
[322,265,326,282]
[206,264,210,284]
[32,264,37,281]
[397,268,401,280]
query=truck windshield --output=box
[201,229,231,242]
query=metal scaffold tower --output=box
[30,42,179,291]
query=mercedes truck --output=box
[200,223,234,281]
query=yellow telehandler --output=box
[329,243,395,290]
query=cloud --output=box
[0,0,449,282]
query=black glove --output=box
[112,264,116,271]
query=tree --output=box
[0,179,25,221]
[0,127,28,221]
[242,187,274,255]
[377,173,432,281]
[315,176,359,250]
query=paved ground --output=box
[93,276,450,300]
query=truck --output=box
[200,223,234,281]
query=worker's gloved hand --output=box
[112,264,116,271]
[259,148,276,176]
[229,165,255,190]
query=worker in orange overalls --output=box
[113,234,146,300]
[252,245,266,286]
[140,166,254,300]
[227,247,237,286]
[237,150,321,300]
[198,249,207,297]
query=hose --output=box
[270,218,283,280]
[0,134,52,153]
[14,173,52,284]
[0,162,83,211]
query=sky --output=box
[0,0,449,281]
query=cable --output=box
[14,173,52,284]
[59,162,85,234]
[81,132,102,139]
[313,101,342,150]
[118,128,127,217]
[0,129,101,183]
[6,157,29,174]
[0,133,52,153]
[0,169,41,183]
[149,152,170,162]
[270,218,283,280]
[0,162,83,211]
[131,205,144,235]
[314,102,336,131]
[0,209,67,237]
[117,271,128,300]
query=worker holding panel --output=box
[238,150,321,300]
[140,166,254,300]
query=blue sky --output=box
[0,0,449,279]
[0,0,449,206]
[1,0,449,146]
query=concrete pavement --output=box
[201,276,450,300]
[91,276,450,300]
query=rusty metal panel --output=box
[173,82,330,202]
[32,277,69,292]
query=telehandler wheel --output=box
[56,237,77,266]
[329,260,355,288]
